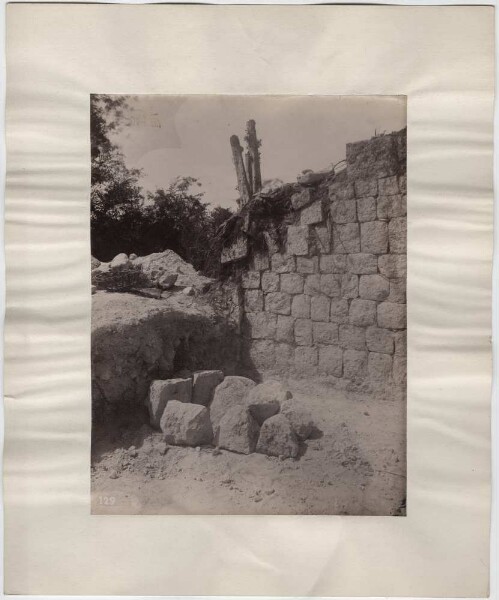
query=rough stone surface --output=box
[244,311,277,340]
[377,302,407,330]
[248,340,275,371]
[313,321,339,344]
[339,324,366,351]
[320,253,347,273]
[313,226,331,253]
[271,253,296,273]
[294,318,313,345]
[304,274,321,296]
[252,252,270,272]
[349,299,377,327]
[276,315,295,343]
[217,406,260,454]
[261,271,280,292]
[160,401,212,446]
[192,370,224,406]
[275,343,294,370]
[210,376,256,435]
[291,188,315,210]
[280,273,304,294]
[389,217,407,254]
[360,221,388,254]
[266,292,291,315]
[356,196,377,222]
[378,176,399,196]
[291,294,311,318]
[320,274,341,297]
[110,253,129,270]
[388,278,406,304]
[377,194,406,219]
[296,256,318,274]
[256,414,299,458]
[294,346,318,373]
[341,274,359,299]
[392,355,407,385]
[241,271,261,289]
[246,380,290,424]
[330,199,357,223]
[366,326,394,354]
[300,200,324,226]
[343,349,368,381]
[329,298,350,324]
[368,352,393,383]
[394,330,407,356]
[355,178,378,197]
[347,253,378,275]
[318,345,343,377]
[311,296,330,322]
[91,256,101,270]
[378,254,407,278]
[158,273,178,289]
[280,399,315,441]
[287,226,310,256]
[148,378,192,428]
[245,290,264,312]
[359,274,390,301]
[333,223,360,254]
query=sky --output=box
[111,95,406,210]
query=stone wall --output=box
[236,129,407,392]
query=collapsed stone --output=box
[246,380,291,424]
[280,399,315,441]
[209,376,256,436]
[217,406,260,454]
[160,400,213,446]
[148,378,192,428]
[256,413,299,459]
[192,370,224,406]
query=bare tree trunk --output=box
[246,119,262,192]
[245,151,254,197]
[230,135,251,207]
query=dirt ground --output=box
[91,377,406,516]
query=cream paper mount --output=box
[4,4,493,596]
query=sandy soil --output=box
[91,377,406,516]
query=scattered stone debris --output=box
[218,406,260,454]
[256,413,300,459]
[160,400,213,446]
[148,378,192,428]
[192,370,224,406]
[209,376,257,436]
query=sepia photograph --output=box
[90,94,407,515]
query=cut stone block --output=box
[377,194,406,219]
[280,273,304,294]
[368,352,393,383]
[294,318,313,345]
[287,226,310,256]
[355,178,378,198]
[271,253,296,273]
[291,188,315,210]
[248,340,276,371]
[378,254,407,278]
[320,274,342,297]
[244,289,264,312]
[244,312,277,340]
[276,315,295,343]
[275,343,294,370]
[392,355,407,385]
[330,199,357,223]
[318,345,343,377]
[148,378,192,428]
[313,322,339,344]
[343,349,368,381]
[280,399,315,441]
[217,406,260,454]
[256,414,299,459]
[296,256,318,274]
[339,324,366,351]
[366,326,394,354]
[291,294,311,318]
[192,370,224,406]
[341,273,359,299]
[333,223,360,253]
[261,271,280,292]
[160,401,213,446]
[294,346,319,374]
[377,302,407,330]
[320,254,347,274]
[266,291,292,315]
[330,181,355,201]
[356,196,377,222]
[313,226,331,253]
[210,376,256,436]
[158,273,178,289]
[378,175,399,196]
[394,330,407,356]
[221,235,248,264]
[359,274,390,301]
[304,274,321,295]
[389,217,407,254]
[361,221,388,254]
[330,298,350,324]
[311,295,330,322]
[347,253,378,275]
[246,380,290,424]
[398,175,407,194]
[388,278,406,304]
[349,298,377,327]
[252,252,270,272]
[300,200,324,226]
[241,271,261,289]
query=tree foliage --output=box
[90,95,233,275]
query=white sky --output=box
[111,95,406,210]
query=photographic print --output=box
[90,95,407,515]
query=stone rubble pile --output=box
[147,372,316,459]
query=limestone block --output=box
[275,343,294,370]
[392,355,407,385]
[252,252,270,272]
[398,174,407,194]
[368,352,393,383]
[341,273,359,299]
[271,253,296,273]
[356,196,377,222]
[389,217,407,254]
[280,399,315,441]
[244,312,277,340]
[160,401,213,446]
[300,200,325,226]
[192,370,224,406]
[313,225,331,253]
[320,254,347,273]
[378,175,399,196]
[377,302,407,329]
[378,254,407,278]
[246,380,291,424]
[294,318,313,345]
[347,134,401,180]
[330,181,355,201]
[256,414,299,459]
[248,340,276,370]
[318,345,343,377]
[158,273,178,289]
[218,406,260,454]
[148,378,192,428]
[377,194,406,219]
[355,178,378,198]
[244,289,264,312]
[287,226,310,256]
[320,274,342,297]
[329,298,350,324]
[294,346,319,374]
[361,221,388,254]
[333,223,360,253]
[339,324,366,351]
[280,273,304,294]
[394,330,407,356]
[296,256,318,274]
[241,271,261,289]
[210,376,256,435]
[343,349,368,381]
[266,291,292,315]
[313,322,339,344]
[304,274,321,295]
[291,294,311,318]
[388,278,406,303]
[366,326,394,354]
[291,188,315,210]
[261,271,280,292]
[311,296,330,322]
[221,235,248,264]
[347,253,378,275]
[349,298,377,327]
[359,274,390,301]
[330,199,357,223]
[276,315,295,343]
